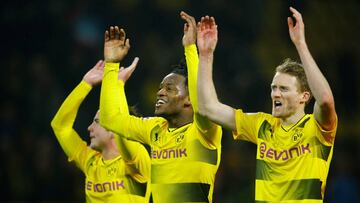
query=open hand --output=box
[197,16,218,56]
[118,57,139,83]
[104,26,130,62]
[83,60,105,86]
[288,7,306,46]
[180,11,197,46]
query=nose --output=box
[88,122,94,132]
[157,87,166,97]
[271,88,281,98]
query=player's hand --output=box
[180,11,197,46]
[288,7,306,46]
[118,57,139,83]
[83,60,105,86]
[104,26,130,63]
[197,16,218,56]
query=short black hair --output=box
[170,58,188,86]
[129,105,142,117]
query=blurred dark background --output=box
[1,0,359,202]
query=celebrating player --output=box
[196,7,337,202]
[51,55,150,201]
[99,12,222,203]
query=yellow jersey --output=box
[233,109,337,202]
[51,81,150,203]
[100,45,222,203]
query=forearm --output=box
[50,81,91,159]
[296,42,334,105]
[185,44,199,112]
[51,81,92,131]
[99,62,123,126]
[295,42,336,129]
[198,54,236,130]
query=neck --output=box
[101,143,120,160]
[166,113,193,128]
[281,110,305,126]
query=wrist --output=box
[294,40,307,49]
[199,52,214,58]
[82,78,94,87]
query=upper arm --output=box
[201,100,236,131]
[313,99,337,131]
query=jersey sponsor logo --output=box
[259,142,311,161]
[151,148,187,159]
[86,180,125,192]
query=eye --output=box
[280,86,289,92]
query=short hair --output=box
[275,58,312,100]
[129,105,141,117]
[170,59,188,89]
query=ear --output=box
[183,95,192,108]
[300,91,311,104]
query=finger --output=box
[204,16,210,29]
[119,28,126,42]
[289,7,300,15]
[120,67,125,71]
[183,23,189,33]
[197,22,201,33]
[290,7,303,22]
[125,38,130,49]
[287,17,294,28]
[126,57,140,77]
[94,60,103,68]
[104,30,110,42]
[129,57,139,69]
[99,60,105,70]
[180,11,196,28]
[110,26,115,39]
[200,17,205,31]
[114,26,120,40]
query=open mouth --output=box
[274,101,282,109]
[155,99,166,107]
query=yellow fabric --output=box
[51,80,150,203]
[100,45,222,203]
[233,110,337,202]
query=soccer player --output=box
[99,13,222,203]
[196,7,337,202]
[50,57,151,202]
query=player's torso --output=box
[255,115,330,202]
[149,122,220,203]
[84,155,147,203]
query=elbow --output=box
[50,118,59,131]
[317,93,335,109]
[197,101,216,119]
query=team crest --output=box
[175,134,185,144]
[292,128,303,142]
[107,166,117,177]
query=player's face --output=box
[271,72,305,118]
[87,111,112,151]
[155,73,189,117]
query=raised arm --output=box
[50,60,104,166]
[181,11,221,137]
[197,16,236,130]
[99,26,150,160]
[288,7,337,130]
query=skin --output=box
[154,73,192,128]
[100,13,208,131]
[196,7,337,131]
